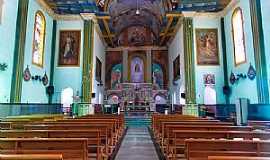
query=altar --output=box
[105,83,168,112]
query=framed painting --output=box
[196,29,219,65]
[204,74,215,85]
[58,30,81,67]
[96,57,102,83]
[173,55,180,81]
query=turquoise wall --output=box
[193,16,226,104]
[261,0,270,102]
[21,0,53,103]
[224,0,258,104]
[52,21,106,104]
[52,20,84,103]
[0,0,19,103]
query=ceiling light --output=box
[136,9,140,15]
[136,0,140,15]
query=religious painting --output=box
[232,8,246,66]
[196,29,219,65]
[173,55,180,81]
[111,64,122,90]
[0,0,3,24]
[106,51,122,89]
[152,50,168,89]
[32,11,46,67]
[131,57,144,83]
[152,63,164,90]
[204,74,215,85]
[95,57,102,83]
[58,30,81,67]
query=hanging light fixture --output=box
[136,0,140,15]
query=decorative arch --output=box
[32,11,46,67]
[232,7,246,66]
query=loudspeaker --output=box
[91,93,96,98]
[181,93,186,99]
[223,85,231,96]
[46,85,54,95]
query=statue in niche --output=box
[135,63,140,72]
[131,57,144,83]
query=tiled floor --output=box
[115,127,159,160]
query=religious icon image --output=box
[204,74,215,85]
[111,64,122,89]
[196,29,219,65]
[58,30,81,66]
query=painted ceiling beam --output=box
[160,16,174,45]
[102,19,114,46]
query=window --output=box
[232,8,246,66]
[32,11,46,67]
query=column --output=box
[122,49,128,82]
[183,17,196,104]
[250,0,269,103]
[146,50,152,83]
[10,0,29,102]
[48,20,57,104]
[81,13,95,103]
[221,18,230,104]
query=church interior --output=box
[0,0,270,159]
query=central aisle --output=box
[115,127,159,160]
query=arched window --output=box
[32,11,46,67]
[232,8,246,66]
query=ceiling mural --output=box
[43,0,232,46]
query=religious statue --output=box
[131,57,144,83]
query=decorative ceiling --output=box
[43,0,232,47]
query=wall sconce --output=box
[0,62,7,71]
[230,71,247,85]
[247,63,256,80]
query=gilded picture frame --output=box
[196,28,220,66]
[58,30,81,67]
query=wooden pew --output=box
[208,156,270,160]
[0,129,104,159]
[158,121,236,140]
[161,125,254,147]
[23,123,113,151]
[248,121,270,130]
[185,139,270,160]
[0,154,63,160]
[0,138,88,160]
[168,130,270,159]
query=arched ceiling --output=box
[107,0,165,39]
[43,0,232,47]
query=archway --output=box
[204,85,217,105]
[61,88,74,113]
